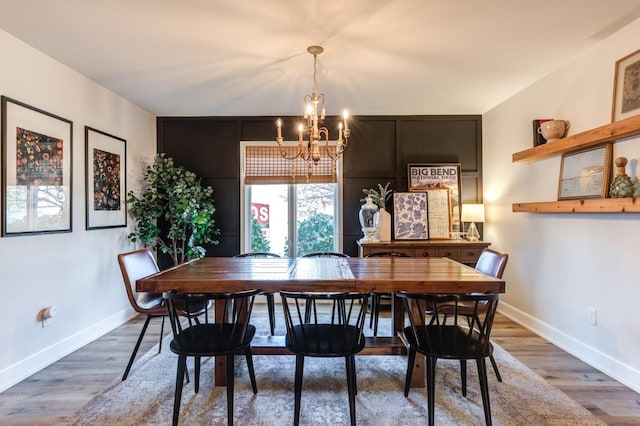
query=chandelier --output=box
[276,46,350,174]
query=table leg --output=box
[214,299,227,386]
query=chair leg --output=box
[477,358,493,426]
[404,347,416,397]
[345,355,357,426]
[226,353,235,426]
[426,356,437,426]
[294,355,305,426]
[158,316,165,353]
[194,356,201,393]
[172,355,187,426]
[489,354,502,382]
[266,293,276,336]
[373,296,381,337]
[122,315,152,381]
[245,347,258,394]
[460,360,467,397]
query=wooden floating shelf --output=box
[512,114,640,163]
[513,198,640,213]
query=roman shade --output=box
[244,145,337,184]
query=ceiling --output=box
[1,0,640,117]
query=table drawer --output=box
[458,247,483,264]
[414,248,438,258]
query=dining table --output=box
[137,256,505,387]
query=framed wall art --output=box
[1,96,73,236]
[407,163,461,232]
[85,126,126,229]
[393,192,428,240]
[558,143,612,200]
[425,188,452,239]
[612,48,640,122]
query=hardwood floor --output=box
[1,306,639,425]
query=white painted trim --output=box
[0,308,136,393]
[498,302,640,393]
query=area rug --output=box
[66,313,604,425]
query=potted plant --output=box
[126,153,220,266]
[361,182,393,242]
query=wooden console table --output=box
[358,239,490,266]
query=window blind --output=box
[244,145,337,184]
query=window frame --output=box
[239,141,343,256]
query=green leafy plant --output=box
[361,182,393,209]
[126,153,220,266]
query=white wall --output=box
[484,18,640,392]
[0,30,156,391]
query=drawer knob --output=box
[466,251,474,256]
[422,252,430,257]
[444,252,452,257]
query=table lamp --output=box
[461,204,484,241]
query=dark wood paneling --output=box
[157,115,482,256]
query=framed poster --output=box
[393,192,428,240]
[85,126,126,229]
[1,96,73,236]
[425,188,452,239]
[558,144,612,200]
[407,163,462,232]
[612,48,640,122]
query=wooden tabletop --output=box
[137,256,505,294]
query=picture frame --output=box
[407,163,461,232]
[393,192,428,240]
[425,188,452,239]
[1,96,73,236]
[85,126,126,229]
[612,48,640,122]
[558,143,613,200]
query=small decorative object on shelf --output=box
[609,156,635,198]
[361,182,392,242]
[359,197,379,243]
[532,119,552,146]
[538,119,570,143]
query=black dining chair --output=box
[301,251,350,258]
[234,252,281,335]
[163,289,260,426]
[364,251,411,336]
[280,291,369,426]
[398,292,500,426]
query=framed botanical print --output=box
[612,48,640,122]
[425,188,452,239]
[1,96,73,236]
[393,192,428,240]
[85,126,126,229]
[407,163,461,233]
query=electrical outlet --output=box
[588,307,597,325]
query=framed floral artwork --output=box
[85,126,126,229]
[612,48,640,122]
[393,192,428,240]
[1,96,73,236]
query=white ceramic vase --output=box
[375,207,391,242]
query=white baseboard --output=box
[498,302,640,393]
[0,308,136,393]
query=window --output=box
[240,142,342,257]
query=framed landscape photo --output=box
[558,143,612,200]
[407,163,461,232]
[85,126,126,230]
[1,96,73,236]
[393,192,428,240]
[612,48,640,122]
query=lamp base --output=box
[466,222,481,241]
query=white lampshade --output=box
[461,204,485,223]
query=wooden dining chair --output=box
[364,251,410,336]
[163,289,260,426]
[234,252,281,335]
[280,291,369,426]
[398,292,500,426]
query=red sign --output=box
[251,203,269,226]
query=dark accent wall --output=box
[157,115,482,258]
